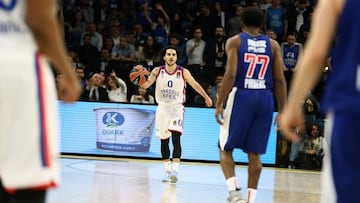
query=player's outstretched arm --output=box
[27,0,81,102]
[183,69,212,107]
[141,67,160,89]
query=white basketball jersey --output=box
[0,1,38,52]
[0,1,60,191]
[155,65,186,105]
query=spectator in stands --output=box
[214,1,228,29]
[109,25,121,46]
[138,35,162,70]
[93,0,110,23]
[184,0,201,31]
[111,34,136,65]
[62,0,77,23]
[168,33,187,66]
[144,2,170,48]
[110,34,137,97]
[64,24,78,50]
[296,122,324,170]
[106,8,123,31]
[259,0,272,13]
[68,47,82,69]
[80,22,103,51]
[130,86,155,104]
[192,2,217,42]
[128,33,142,63]
[55,73,65,99]
[297,12,312,44]
[281,32,303,91]
[118,1,137,32]
[107,70,128,102]
[266,29,278,41]
[76,0,94,23]
[186,26,206,82]
[96,21,108,41]
[288,92,320,168]
[210,75,223,97]
[77,33,101,75]
[81,72,110,102]
[135,0,155,32]
[265,0,288,43]
[169,9,185,35]
[186,26,206,104]
[204,26,227,87]
[287,0,313,34]
[226,5,243,37]
[98,71,107,88]
[100,48,111,73]
[128,33,137,47]
[66,10,87,48]
[132,23,148,48]
[75,66,87,88]
[103,37,115,52]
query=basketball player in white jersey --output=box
[141,45,212,182]
[0,0,81,203]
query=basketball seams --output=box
[129,65,150,85]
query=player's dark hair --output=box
[161,45,181,60]
[241,7,265,28]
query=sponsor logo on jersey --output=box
[247,39,266,53]
[0,21,24,33]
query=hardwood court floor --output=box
[47,157,321,203]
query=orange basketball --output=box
[129,65,150,85]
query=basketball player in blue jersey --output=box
[141,45,212,183]
[215,7,287,203]
[279,0,360,202]
[0,0,81,203]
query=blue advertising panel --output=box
[59,102,277,164]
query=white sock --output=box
[247,188,257,203]
[226,176,239,191]
[172,162,180,172]
[164,161,172,172]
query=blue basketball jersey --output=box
[218,33,275,153]
[266,7,286,36]
[322,0,360,115]
[282,43,302,69]
[319,1,360,202]
[236,33,274,90]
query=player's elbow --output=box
[225,71,236,81]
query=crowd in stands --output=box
[58,0,330,169]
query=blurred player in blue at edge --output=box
[280,0,360,203]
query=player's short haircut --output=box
[241,7,265,28]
